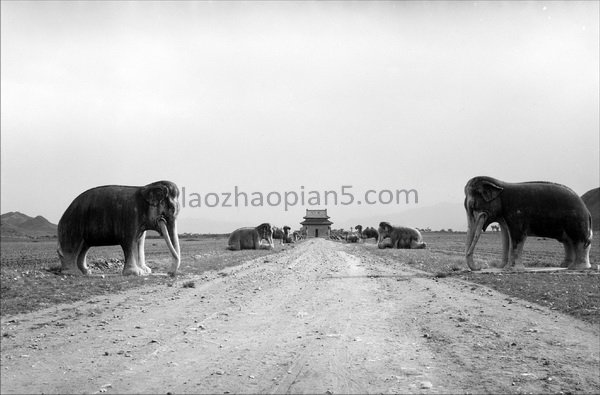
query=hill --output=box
[581,188,600,231]
[1,212,58,239]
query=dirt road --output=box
[2,238,599,394]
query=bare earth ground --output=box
[1,238,599,394]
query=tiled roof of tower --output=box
[303,209,330,219]
[300,218,333,225]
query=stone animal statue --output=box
[378,222,426,249]
[281,226,294,243]
[272,227,285,245]
[581,187,600,231]
[362,226,379,242]
[464,176,592,271]
[292,231,302,242]
[57,180,181,276]
[228,223,274,250]
[342,226,358,243]
[346,232,360,243]
[354,225,373,242]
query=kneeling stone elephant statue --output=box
[57,180,181,276]
[377,222,426,249]
[228,223,274,250]
[464,176,592,271]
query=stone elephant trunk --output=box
[157,217,181,275]
[465,211,488,271]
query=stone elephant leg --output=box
[570,240,591,270]
[122,241,144,276]
[560,239,576,268]
[508,235,527,270]
[60,239,89,275]
[58,251,77,273]
[76,242,91,275]
[498,221,511,268]
[58,242,80,274]
[137,231,152,274]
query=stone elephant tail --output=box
[585,212,593,249]
[56,242,67,267]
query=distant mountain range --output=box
[1,212,58,239]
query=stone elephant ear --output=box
[379,222,392,232]
[256,223,271,233]
[479,181,503,202]
[141,184,168,206]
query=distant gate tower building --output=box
[300,209,333,238]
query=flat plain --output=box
[1,234,598,394]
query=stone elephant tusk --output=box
[159,219,181,275]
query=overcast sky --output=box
[1,1,598,233]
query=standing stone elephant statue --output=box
[464,176,592,271]
[228,223,274,250]
[57,180,181,276]
[377,222,426,249]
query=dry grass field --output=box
[1,233,599,324]
[0,236,279,316]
